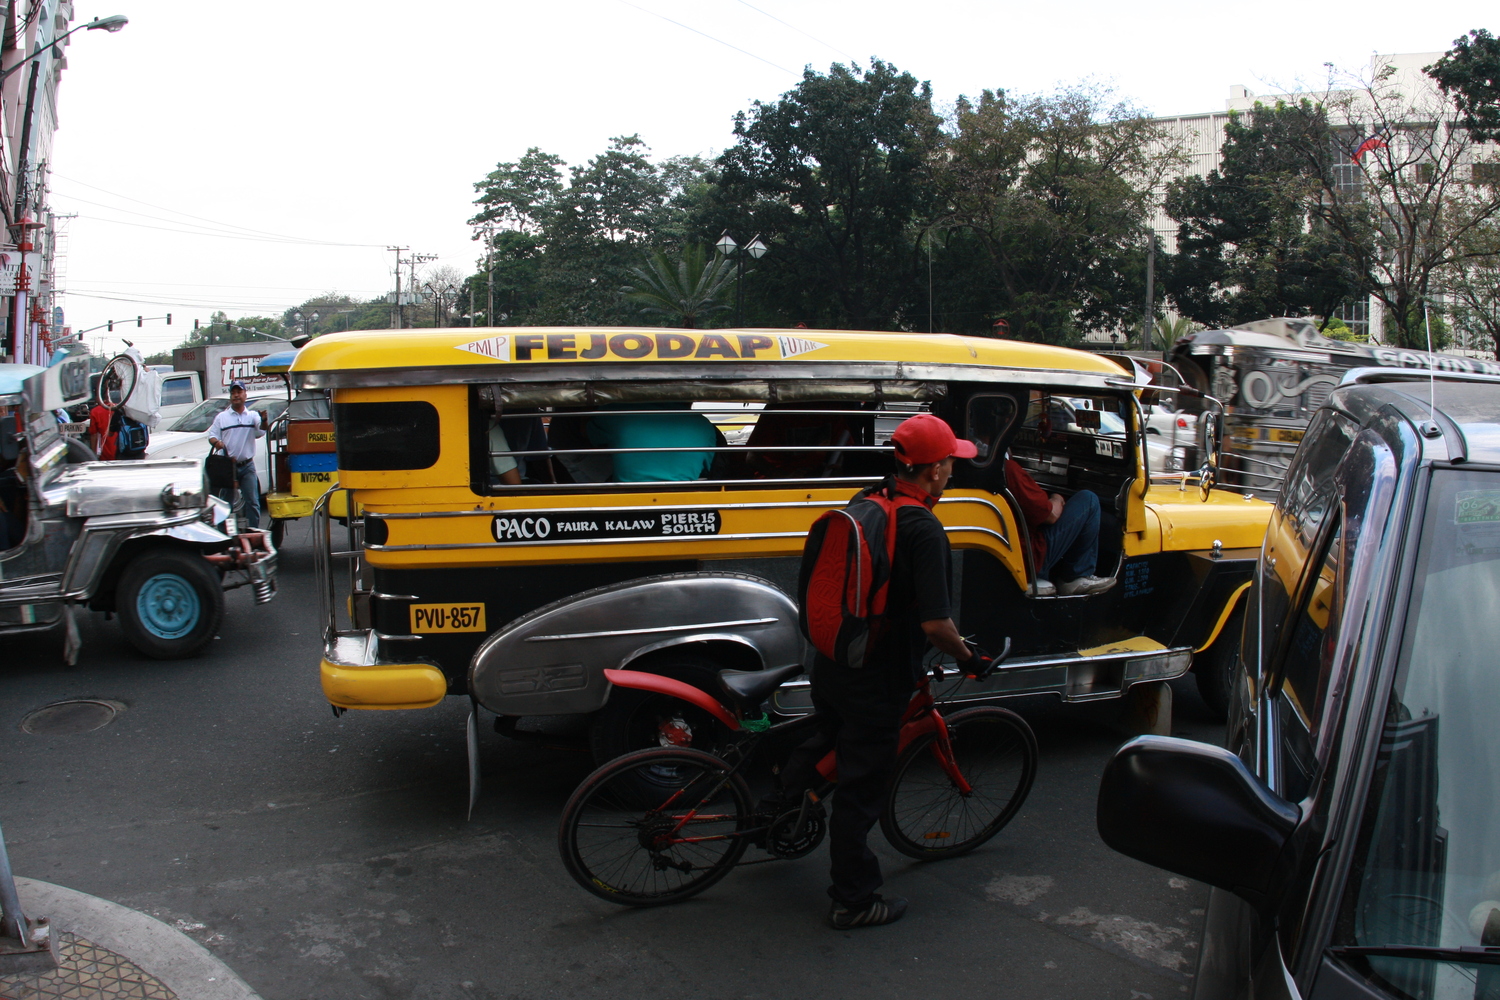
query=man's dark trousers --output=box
[781,666,911,907]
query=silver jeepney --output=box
[0,358,277,661]
[1167,316,1499,497]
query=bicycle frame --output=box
[600,668,972,845]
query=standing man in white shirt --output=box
[207,380,269,529]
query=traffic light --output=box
[107,320,113,332]
[166,313,172,325]
[136,316,142,327]
[193,319,199,330]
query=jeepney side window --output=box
[966,394,1018,469]
[334,400,440,471]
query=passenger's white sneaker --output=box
[1033,579,1056,596]
[1057,575,1115,596]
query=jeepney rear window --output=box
[335,401,440,470]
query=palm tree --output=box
[1154,316,1199,349]
[621,245,737,328]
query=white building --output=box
[1133,52,1496,349]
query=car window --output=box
[160,377,195,407]
[1276,516,1343,801]
[1332,468,1500,998]
[169,397,229,432]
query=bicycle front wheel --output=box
[559,746,753,906]
[881,706,1038,860]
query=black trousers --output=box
[780,671,910,907]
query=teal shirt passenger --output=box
[587,405,717,482]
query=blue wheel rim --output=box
[135,573,202,640]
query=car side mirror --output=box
[1097,736,1299,908]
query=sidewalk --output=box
[0,880,259,1000]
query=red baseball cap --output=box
[891,413,978,465]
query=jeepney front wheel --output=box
[590,652,734,769]
[1192,603,1244,722]
[270,518,286,549]
[117,548,224,659]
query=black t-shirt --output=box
[814,479,954,699]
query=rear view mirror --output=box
[1097,736,1299,908]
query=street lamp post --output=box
[290,310,319,346]
[715,232,768,327]
[0,15,128,85]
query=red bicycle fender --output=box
[602,669,741,731]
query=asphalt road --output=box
[1,518,1224,1000]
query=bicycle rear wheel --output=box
[559,746,753,906]
[881,706,1037,860]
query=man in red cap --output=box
[783,412,982,929]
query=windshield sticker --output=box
[492,508,723,543]
[456,335,510,360]
[1455,490,1500,553]
[455,332,831,364]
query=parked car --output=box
[145,389,288,494]
[1097,366,1500,999]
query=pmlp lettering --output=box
[513,332,776,362]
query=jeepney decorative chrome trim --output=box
[526,617,779,642]
[363,523,1009,552]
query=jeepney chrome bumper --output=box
[320,630,447,710]
[769,645,1194,716]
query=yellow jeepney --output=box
[292,327,1272,769]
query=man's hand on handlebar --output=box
[962,636,1011,681]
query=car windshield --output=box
[1334,468,1500,998]
[168,396,287,433]
[169,397,229,432]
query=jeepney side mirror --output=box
[1197,410,1223,500]
[1097,736,1299,910]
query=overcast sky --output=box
[47,0,1493,355]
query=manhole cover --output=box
[21,700,122,735]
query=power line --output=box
[613,0,795,75]
[52,172,389,247]
[61,213,387,247]
[730,0,854,61]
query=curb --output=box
[13,878,261,1000]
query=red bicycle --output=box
[558,644,1037,906]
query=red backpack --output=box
[797,484,930,669]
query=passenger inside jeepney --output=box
[740,401,867,479]
[488,414,549,486]
[586,403,717,483]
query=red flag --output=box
[1353,133,1387,161]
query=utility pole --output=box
[410,253,437,328]
[386,246,408,329]
[485,225,494,326]
[1139,232,1157,353]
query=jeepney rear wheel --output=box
[117,548,224,659]
[590,652,733,771]
[270,518,286,549]
[1193,603,1244,722]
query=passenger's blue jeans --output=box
[1039,489,1100,582]
[217,459,260,530]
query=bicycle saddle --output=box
[717,663,805,715]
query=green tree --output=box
[710,60,942,329]
[1428,30,1500,142]
[620,244,736,328]
[470,147,566,233]
[930,85,1181,343]
[1163,100,1368,328]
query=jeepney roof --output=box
[290,327,1125,389]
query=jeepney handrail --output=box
[488,444,897,459]
[313,486,362,644]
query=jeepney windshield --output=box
[1333,468,1500,998]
